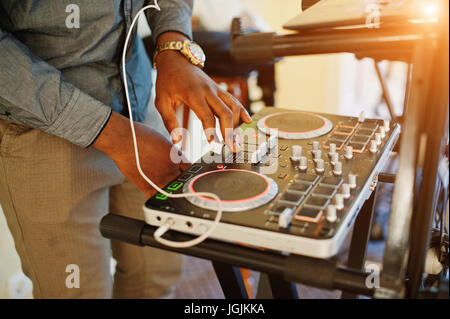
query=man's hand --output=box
[154,32,252,152]
[93,112,190,197]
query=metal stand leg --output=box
[268,274,299,299]
[212,261,249,299]
[342,187,378,299]
[255,273,298,299]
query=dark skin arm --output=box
[93,32,251,197]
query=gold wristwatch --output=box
[153,41,206,69]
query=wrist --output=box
[156,31,189,46]
[154,32,195,68]
[92,111,132,157]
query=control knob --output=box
[312,141,320,151]
[290,145,302,162]
[298,156,308,171]
[348,174,357,189]
[335,194,345,210]
[369,140,378,153]
[326,205,337,223]
[330,153,339,165]
[383,119,390,132]
[315,158,324,173]
[342,183,351,199]
[344,145,353,159]
[333,161,342,176]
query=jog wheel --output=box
[257,111,333,139]
[184,169,278,212]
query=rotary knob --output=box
[379,126,386,138]
[335,194,345,210]
[298,156,308,171]
[315,158,324,173]
[333,161,342,176]
[383,119,390,132]
[369,140,378,153]
[348,174,357,189]
[313,149,322,161]
[375,133,382,145]
[328,143,337,155]
[344,145,353,159]
[290,145,302,161]
[330,153,339,165]
[359,111,366,123]
[326,205,337,223]
[312,141,320,151]
[342,183,351,199]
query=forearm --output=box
[146,0,193,43]
[92,112,133,158]
[0,28,111,148]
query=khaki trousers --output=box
[0,115,182,298]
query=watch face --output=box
[187,42,206,65]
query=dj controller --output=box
[144,107,400,258]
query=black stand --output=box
[100,190,378,299]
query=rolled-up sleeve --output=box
[0,28,112,148]
[146,0,193,42]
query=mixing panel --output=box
[144,107,400,258]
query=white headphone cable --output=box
[121,2,223,248]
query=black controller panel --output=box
[144,108,400,258]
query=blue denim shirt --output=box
[0,0,192,147]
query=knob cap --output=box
[333,161,342,176]
[369,140,378,153]
[312,141,320,151]
[379,126,386,138]
[344,145,353,159]
[335,194,345,210]
[330,153,339,165]
[348,174,357,188]
[359,111,366,122]
[329,143,337,154]
[315,158,324,173]
[291,145,302,161]
[375,133,382,145]
[313,149,322,161]
[298,156,308,171]
[383,119,390,132]
[278,207,294,228]
[342,183,351,199]
[326,205,337,223]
